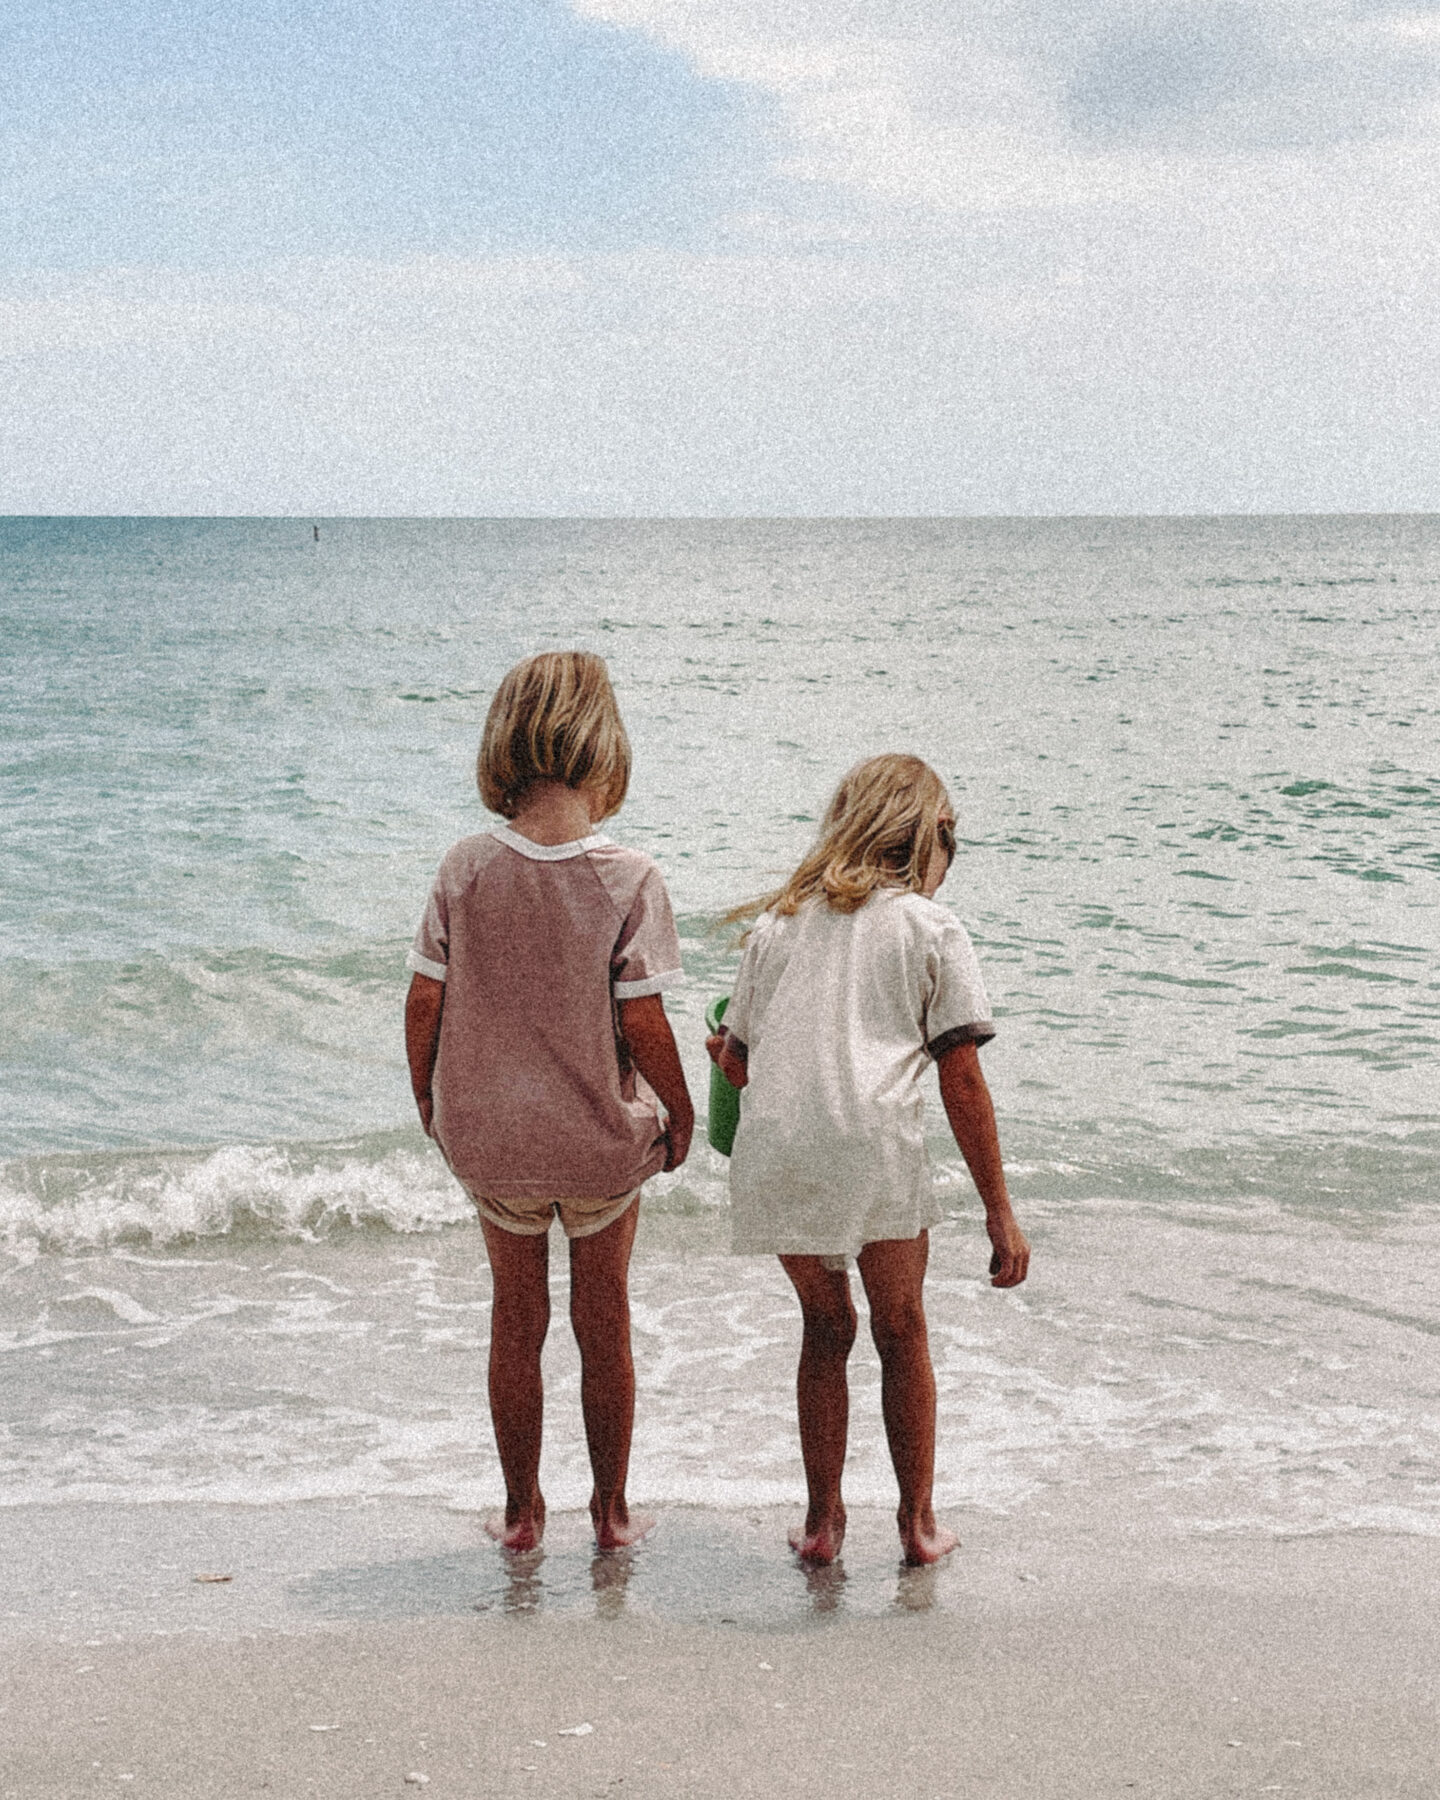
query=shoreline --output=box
[3,1499,1438,1797]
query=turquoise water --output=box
[2,517,1437,1532]
[3,516,1436,1181]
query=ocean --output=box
[3,516,1438,1620]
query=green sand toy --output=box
[705,996,741,1156]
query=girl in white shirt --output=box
[707,753,1029,1566]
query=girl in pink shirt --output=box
[406,651,693,1552]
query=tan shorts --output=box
[472,1186,641,1241]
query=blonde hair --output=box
[477,651,631,820]
[732,753,953,924]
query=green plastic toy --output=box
[705,995,741,1156]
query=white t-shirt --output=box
[723,889,994,1256]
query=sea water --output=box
[2,517,1438,1562]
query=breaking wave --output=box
[0,1136,472,1250]
[0,1134,732,1253]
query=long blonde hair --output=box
[731,753,953,924]
[477,651,631,820]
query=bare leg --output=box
[857,1232,958,1566]
[569,1199,654,1549]
[779,1255,858,1564]
[480,1218,551,1551]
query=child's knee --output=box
[494,1289,551,1353]
[869,1297,927,1359]
[803,1296,858,1357]
[569,1277,629,1346]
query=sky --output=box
[3,0,1440,514]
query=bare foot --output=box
[789,1507,846,1565]
[591,1505,655,1551]
[485,1503,545,1553]
[899,1516,958,1566]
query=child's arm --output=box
[937,1042,1030,1288]
[618,994,695,1170]
[405,973,445,1136]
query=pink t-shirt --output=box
[407,825,684,1200]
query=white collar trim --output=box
[491,823,610,861]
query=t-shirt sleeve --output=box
[719,917,768,1049]
[923,913,996,1056]
[611,863,684,999]
[406,862,451,982]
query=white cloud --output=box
[6,2,1440,513]
[1384,8,1440,40]
[573,0,1440,218]
[5,213,1439,514]
[571,0,1093,214]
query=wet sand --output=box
[3,1501,1437,1798]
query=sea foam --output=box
[0,1138,732,1252]
[0,1139,473,1250]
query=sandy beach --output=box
[4,1497,1436,1799]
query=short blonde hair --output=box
[734,753,952,922]
[477,651,631,820]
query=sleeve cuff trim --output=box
[928,1022,995,1058]
[407,950,448,981]
[613,969,681,999]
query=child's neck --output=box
[508,781,600,847]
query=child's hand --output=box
[706,1027,749,1089]
[663,1112,693,1171]
[986,1212,1030,1288]
[416,1092,434,1137]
